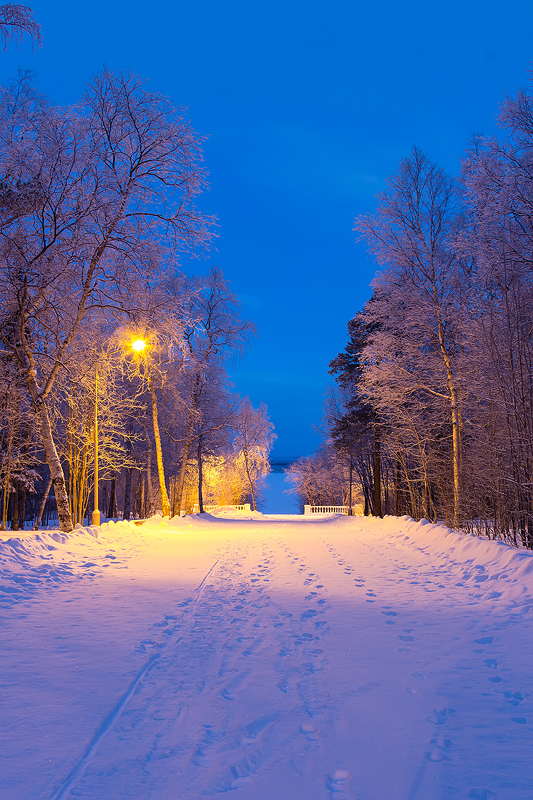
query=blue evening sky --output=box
[4,0,533,458]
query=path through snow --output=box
[1,512,533,799]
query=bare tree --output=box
[171,269,254,513]
[286,446,347,509]
[354,148,468,526]
[0,4,41,49]
[233,398,275,511]
[0,70,213,531]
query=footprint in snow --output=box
[425,736,453,762]
[484,659,497,669]
[426,707,456,725]
[325,769,350,795]
[468,790,495,800]
[504,690,528,705]
[300,723,320,740]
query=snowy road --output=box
[2,513,533,799]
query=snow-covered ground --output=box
[1,512,533,800]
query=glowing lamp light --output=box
[131,338,147,353]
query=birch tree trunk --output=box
[33,474,53,530]
[150,388,170,517]
[243,447,257,511]
[197,435,204,513]
[174,375,201,514]
[34,399,73,531]
[144,423,154,518]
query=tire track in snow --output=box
[49,652,163,800]
[48,556,221,800]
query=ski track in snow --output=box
[2,514,533,799]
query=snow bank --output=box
[358,514,533,605]
[3,513,533,610]
[0,521,142,608]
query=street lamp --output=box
[91,338,149,527]
[129,335,171,518]
[92,339,146,525]
[131,338,147,353]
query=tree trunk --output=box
[373,418,382,517]
[123,468,132,521]
[12,479,19,531]
[19,487,27,530]
[1,418,14,531]
[34,474,53,530]
[363,485,370,516]
[175,375,201,514]
[348,458,353,515]
[122,433,133,521]
[144,422,154,517]
[243,448,257,511]
[35,399,73,532]
[395,452,402,516]
[150,388,170,517]
[107,474,117,519]
[449,384,461,527]
[197,435,204,513]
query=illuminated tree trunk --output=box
[144,423,154,517]
[36,399,73,532]
[123,468,132,520]
[1,418,13,530]
[348,457,353,515]
[34,474,53,530]
[12,480,19,531]
[175,375,201,514]
[150,388,170,517]
[197,435,204,513]
[373,418,382,517]
[242,446,257,511]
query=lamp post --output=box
[131,337,171,518]
[92,339,147,527]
